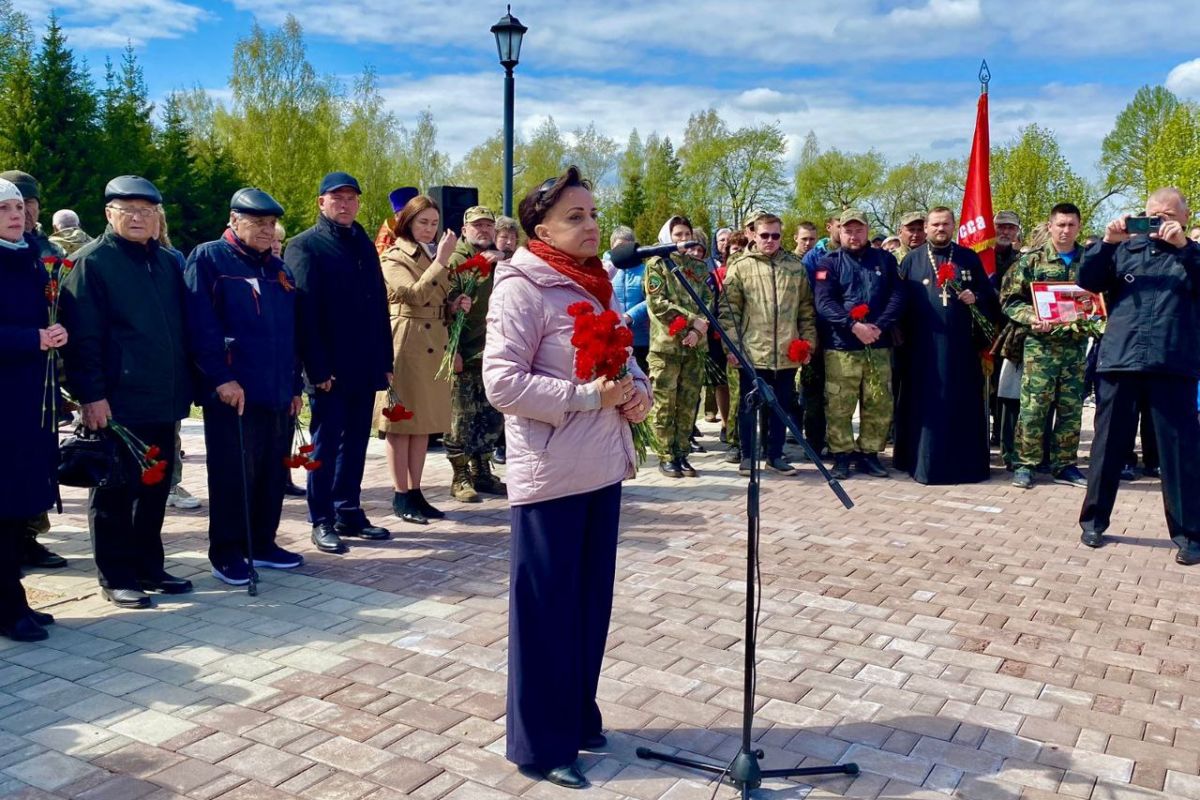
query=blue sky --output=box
[15,0,1200,178]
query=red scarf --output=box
[528,239,612,308]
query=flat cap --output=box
[231,187,284,217]
[104,175,162,204]
[994,210,1021,226]
[899,210,925,226]
[389,187,419,213]
[463,206,495,223]
[319,172,361,195]
[0,170,39,201]
[839,208,869,226]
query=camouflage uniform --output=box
[1001,241,1089,472]
[444,231,505,498]
[48,226,91,256]
[825,349,892,453]
[646,253,713,460]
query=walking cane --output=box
[235,410,259,597]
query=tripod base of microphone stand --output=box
[636,746,858,792]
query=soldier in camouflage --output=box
[48,210,92,256]
[893,211,926,263]
[1001,202,1090,490]
[445,206,506,502]
[719,213,817,477]
[646,216,713,478]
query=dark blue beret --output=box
[231,187,285,217]
[104,175,162,204]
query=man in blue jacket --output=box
[185,188,306,584]
[285,173,394,554]
[606,226,650,372]
[1077,188,1200,563]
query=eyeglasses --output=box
[106,205,155,220]
[758,232,782,241]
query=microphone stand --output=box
[635,253,858,796]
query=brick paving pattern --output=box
[2,414,1197,799]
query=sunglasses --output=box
[757,232,781,241]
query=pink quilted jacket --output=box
[483,246,651,505]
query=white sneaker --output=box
[167,486,202,509]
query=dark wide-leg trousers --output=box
[203,402,291,565]
[307,385,376,526]
[88,422,175,590]
[1080,372,1200,547]
[739,367,797,461]
[0,517,32,626]
[506,482,621,769]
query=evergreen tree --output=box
[638,134,682,242]
[617,129,646,227]
[0,5,36,171]
[97,45,155,190]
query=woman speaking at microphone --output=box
[483,166,651,789]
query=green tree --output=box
[97,45,155,190]
[333,66,403,231]
[616,129,646,227]
[638,134,682,242]
[864,156,961,233]
[0,4,36,171]
[1144,103,1200,212]
[450,130,505,213]
[516,116,567,200]
[791,132,885,224]
[395,109,449,194]
[1100,85,1181,199]
[991,124,1095,230]
[567,123,618,186]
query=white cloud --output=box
[1166,58,1200,99]
[15,0,208,47]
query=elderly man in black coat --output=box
[285,172,393,555]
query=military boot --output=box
[449,455,481,503]
[471,455,507,496]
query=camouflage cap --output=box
[839,208,869,226]
[742,209,766,229]
[994,210,1021,226]
[899,210,925,226]
[463,206,495,224]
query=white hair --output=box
[52,209,80,231]
[610,225,634,248]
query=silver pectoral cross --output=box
[940,282,950,307]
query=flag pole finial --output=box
[979,60,991,94]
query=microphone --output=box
[610,240,699,270]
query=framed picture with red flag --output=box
[1031,281,1107,324]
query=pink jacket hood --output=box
[483,246,651,505]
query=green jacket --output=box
[60,229,192,424]
[644,253,713,356]
[1001,241,1088,344]
[448,238,495,361]
[48,226,92,256]
[719,249,818,370]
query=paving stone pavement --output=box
[3,414,1198,799]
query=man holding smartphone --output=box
[1077,187,1200,562]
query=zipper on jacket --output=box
[771,258,778,372]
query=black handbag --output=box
[58,426,128,488]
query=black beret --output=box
[319,171,361,196]
[230,187,284,217]
[104,175,162,204]
[0,170,39,200]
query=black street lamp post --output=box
[491,5,527,217]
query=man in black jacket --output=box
[1077,187,1200,562]
[185,188,306,585]
[60,176,195,608]
[285,173,393,554]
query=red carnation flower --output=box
[456,253,490,274]
[788,339,812,363]
[141,467,165,486]
[849,303,870,321]
[936,264,957,287]
[303,460,322,471]
[299,444,315,454]
[668,316,689,336]
[146,445,161,460]
[568,301,593,317]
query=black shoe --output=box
[858,453,889,478]
[1177,546,1200,566]
[493,446,506,465]
[101,588,151,608]
[26,610,54,626]
[138,572,193,595]
[335,518,391,540]
[581,733,607,751]
[252,546,304,570]
[393,492,428,525]
[678,457,698,478]
[830,454,852,480]
[1,616,48,642]
[658,457,682,478]
[724,446,741,464]
[765,457,796,475]
[1119,465,1137,482]
[719,427,727,444]
[1144,466,1161,479]
[410,489,445,520]
[311,522,347,554]
[1053,465,1088,488]
[690,439,707,454]
[1012,467,1034,489]
[543,764,588,790]
[283,481,307,497]
[212,558,252,586]
[22,540,67,569]
[1080,530,1105,548]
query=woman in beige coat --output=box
[376,196,468,523]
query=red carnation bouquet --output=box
[284,418,322,471]
[787,338,812,364]
[381,386,415,422]
[107,421,168,485]
[568,301,657,465]
[667,316,689,337]
[935,262,995,340]
[41,256,73,428]
[437,253,493,380]
[848,303,878,371]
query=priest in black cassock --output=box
[893,207,1001,485]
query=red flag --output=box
[959,88,996,275]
